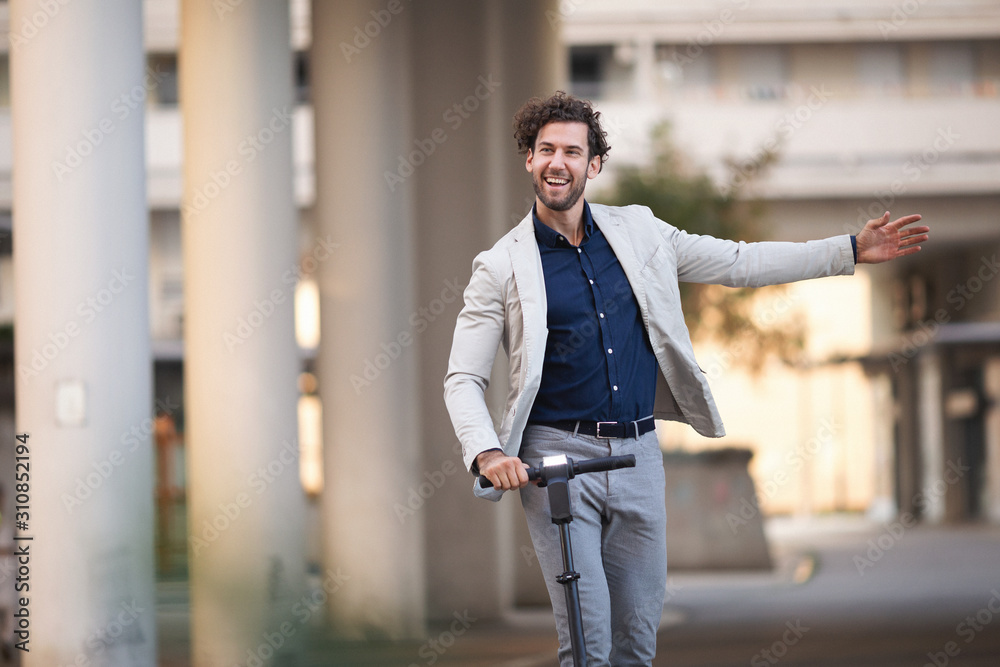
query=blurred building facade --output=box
[562,0,1000,525]
[0,0,997,664]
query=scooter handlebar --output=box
[477,454,636,489]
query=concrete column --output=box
[10,0,155,663]
[632,37,657,104]
[412,0,561,621]
[180,2,305,664]
[869,373,897,521]
[895,362,921,518]
[311,0,424,638]
[917,349,946,523]
[983,357,1000,523]
[495,0,562,234]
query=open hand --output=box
[856,212,929,264]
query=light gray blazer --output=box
[444,203,855,499]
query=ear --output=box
[587,154,602,180]
[525,149,534,173]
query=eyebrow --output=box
[537,140,585,152]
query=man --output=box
[443,91,928,666]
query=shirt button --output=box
[613,385,619,391]
[607,348,613,354]
[577,248,582,254]
[599,313,605,318]
[589,279,594,285]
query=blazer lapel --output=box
[592,206,650,316]
[508,215,547,386]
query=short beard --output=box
[533,173,587,212]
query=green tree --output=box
[596,123,804,372]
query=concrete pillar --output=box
[311,0,424,638]
[632,37,657,104]
[869,373,897,521]
[10,0,155,663]
[983,357,1000,523]
[895,362,921,518]
[180,2,305,664]
[918,349,946,523]
[412,0,561,621]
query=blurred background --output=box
[0,0,998,665]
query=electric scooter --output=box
[479,453,636,667]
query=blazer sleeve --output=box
[443,252,506,472]
[659,218,856,287]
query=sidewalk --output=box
[158,516,1000,666]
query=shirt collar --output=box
[532,200,594,248]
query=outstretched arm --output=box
[856,212,929,264]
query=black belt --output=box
[531,417,655,439]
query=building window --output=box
[657,44,716,100]
[294,51,310,105]
[737,45,787,100]
[857,43,905,96]
[147,54,179,106]
[927,42,976,96]
[570,45,611,100]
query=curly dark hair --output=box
[513,91,610,170]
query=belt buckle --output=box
[595,421,616,438]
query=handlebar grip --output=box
[477,454,636,488]
[478,467,540,489]
[575,454,636,475]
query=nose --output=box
[549,150,566,170]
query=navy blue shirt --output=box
[528,202,658,423]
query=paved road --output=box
[655,519,1000,667]
[157,517,1000,666]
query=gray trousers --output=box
[519,425,667,667]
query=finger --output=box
[515,463,530,486]
[900,225,930,236]
[900,234,929,246]
[888,214,922,230]
[868,212,891,229]
[896,245,922,257]
[496,471,514,491]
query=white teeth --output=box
[545,177,568,185]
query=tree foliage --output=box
[595,124,804,372]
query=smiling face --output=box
[526,121,602,214]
